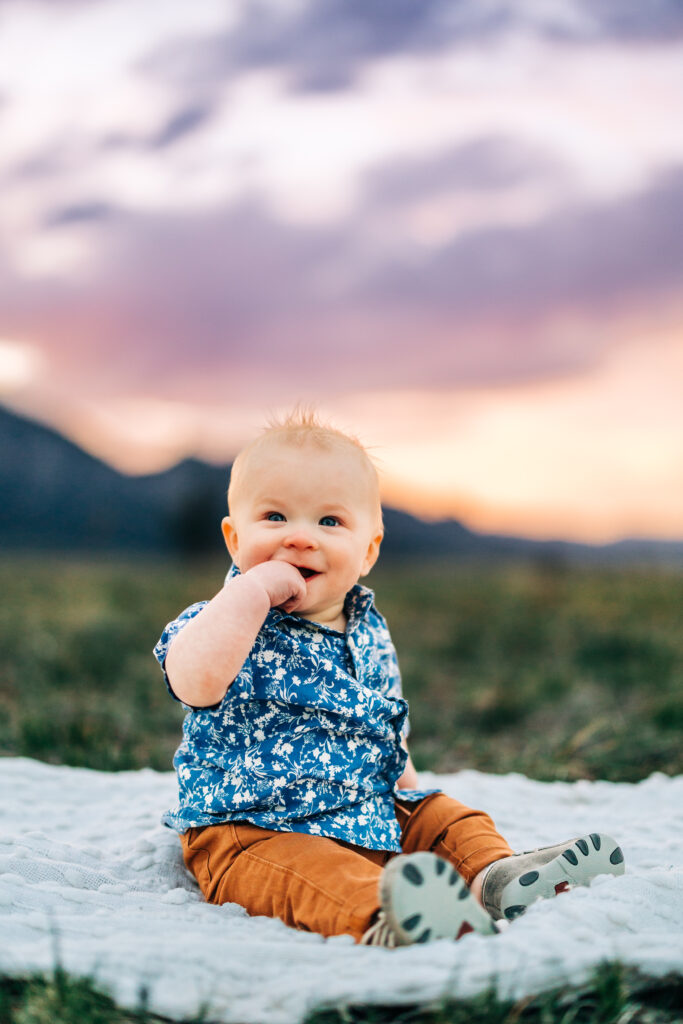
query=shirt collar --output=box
[224,562,375,634]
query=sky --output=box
[1,0,683,543]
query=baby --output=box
[154,411,624,946]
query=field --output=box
[1,555,682,1023]
[1,556,681,781]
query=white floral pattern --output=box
[154,564,438,851]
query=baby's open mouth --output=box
[297,567,319,579]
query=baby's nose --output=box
[283,529,318,550]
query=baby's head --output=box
[222,410,384,624]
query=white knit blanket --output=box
[1,757,681,1023]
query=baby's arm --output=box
[397,739,419,789]
[165,562,307,708]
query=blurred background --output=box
[0,0,681,782]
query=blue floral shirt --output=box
[154,565,438,851]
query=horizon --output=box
[4,400,682,549]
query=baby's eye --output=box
[319,515,340,527]
[266,512,286,522]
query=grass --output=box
[374,560,683,782]
[2,962,682,1024]
[0,967,211,1024]
[1,553,681,1023]
[1,555,681,781]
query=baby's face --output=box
[223,439,383,626]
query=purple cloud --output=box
[2,164,682,398]
[43,202,116,229]
[356,165,683,318]
[149,104,216,149]
[141,0,683,97]
[363,136,568,206]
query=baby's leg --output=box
[394,795,625,923]
[394,792,514,890]
[180,822,387,941]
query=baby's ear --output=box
[221,517,239,561]
[360,531,383,576]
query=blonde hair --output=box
[228,406,383,530]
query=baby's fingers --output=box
[246,561,306,608]
[279,577,308,612]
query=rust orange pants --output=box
[180,792,514,942]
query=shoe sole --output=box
[379,852,499,945]
[499,832,625,921]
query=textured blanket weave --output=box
[1,757,681,1023]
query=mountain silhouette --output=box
[0,405,226,555]
[1,404,682,565]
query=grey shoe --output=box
[481,832,625,921]
[361,851,499,947]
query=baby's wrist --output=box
[229,570,273,614]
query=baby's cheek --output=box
[241,546,272,572]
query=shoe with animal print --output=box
[360,851,499,947]
[481,832,625,922]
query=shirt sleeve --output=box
[153,601,220,711]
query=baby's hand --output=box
[244,561,308,613]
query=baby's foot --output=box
[361,852,498,947]
[481,832,625,922]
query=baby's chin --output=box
[295,596,347,626]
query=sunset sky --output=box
[1,0,682,542]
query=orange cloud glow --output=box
[6,309,682,543]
